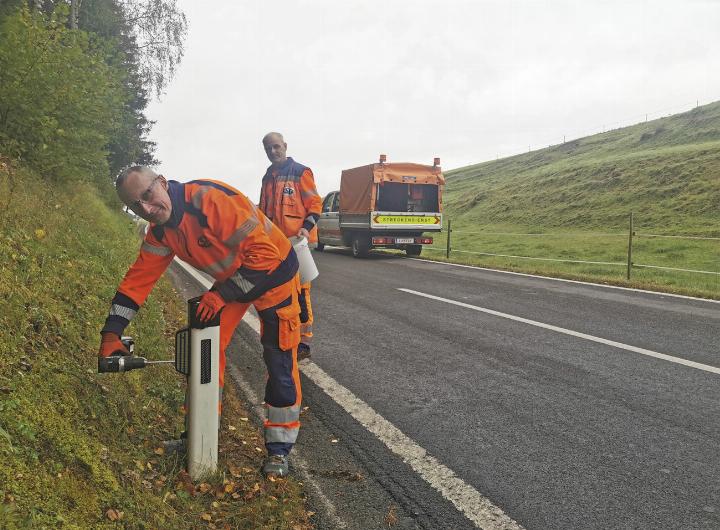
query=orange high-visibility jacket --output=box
[102,179,298,336]
[259,157,322,244]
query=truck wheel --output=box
[316,242,325,252]
[405,245,422,257]
[351,235,370,258]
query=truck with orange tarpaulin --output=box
[317,155,444,257]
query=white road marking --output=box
[406,257,720,304]
[399,288,720,375]
[174,258,523,529]
[299,362,523,530]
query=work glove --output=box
[98,332,129,358]
[196,290,226,322]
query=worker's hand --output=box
[196,291,226,322]
[297,227,310,239]
[98,332,129,358]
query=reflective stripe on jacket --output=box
[259,157,322,243]
[102,179,297,336]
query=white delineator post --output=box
[177,297,220,480]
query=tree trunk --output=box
[70,0,81,29]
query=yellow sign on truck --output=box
[372,214,442,226]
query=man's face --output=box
[118,171,172,225]
[263,135,287,166]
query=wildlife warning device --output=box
[98,296,220,480]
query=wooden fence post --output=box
[626,212,634,280]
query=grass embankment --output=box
[439,101,720,298]
[0,159,311,529]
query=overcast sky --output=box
[146,0,719,200]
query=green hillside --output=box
[445,101,720,234]
[433,101,720,298]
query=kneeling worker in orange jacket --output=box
[98,166,301,477]
[259,132,322,360]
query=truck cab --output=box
[317,190,342,250]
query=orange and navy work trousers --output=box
[298,282,313,345]
[218,275,302,456]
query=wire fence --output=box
[426,215,720,280]
[495,99,711,161]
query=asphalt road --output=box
[170,247,720,529]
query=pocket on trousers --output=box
[276,304,300,351]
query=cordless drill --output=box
[97,336,173,373]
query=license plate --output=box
[395,238,414,244]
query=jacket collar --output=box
[164,180,185,228]
[266,157,294,178]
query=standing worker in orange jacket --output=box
[259,132,322,361]
[98,166,302,477]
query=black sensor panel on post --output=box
[174,327,190,375]
[200,339,211,384]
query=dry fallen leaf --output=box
[106,508,124,521]
[200,512,213,522]
[154,446,165,455]
[198,483,212,493]
[228,425,236,431]
[385,505,398,527]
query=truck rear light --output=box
[418,237,433,244]
[372,236,391,245]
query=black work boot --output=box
[262,454,289,477]
[297,343,311,361]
